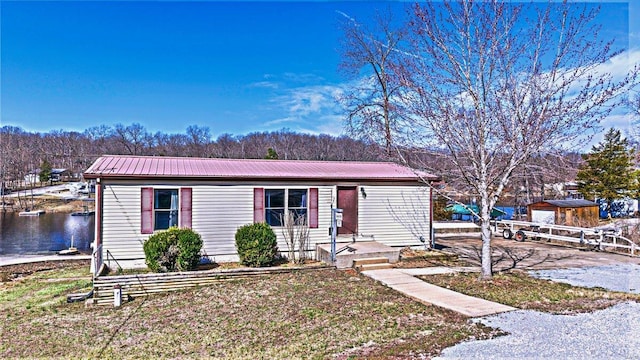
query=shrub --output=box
[176,228,204,271]
[235,222,278,267]
[433,196,453,221]
[143,227,203,272]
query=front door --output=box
[337,186,358,235]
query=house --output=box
[527,199,599,226]
[83,155,439,270]
[24,168,70,183]
[547,181,583,200]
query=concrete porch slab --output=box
[316,241,401,269]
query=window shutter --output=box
[141,187,154,234]
[309,187,318,228]
[254,188,265,223]
[180,187,192,229]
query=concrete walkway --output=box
[362,268,516,317]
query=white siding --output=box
[357,185,431,247]
[191,185,253,257]
[100,181,429,266]
[102,184,148,261]
[101,183,337,263]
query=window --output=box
[141,187,192,234]
[265,189,285,226]
[264,189,307,227]
[154,189,178,230]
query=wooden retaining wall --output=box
[92,265,331,306]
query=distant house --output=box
[527,199,599,226]
[547,181,583,200]
[83,155,439,269]
[24,168,70,183]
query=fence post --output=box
[113,284,122,307]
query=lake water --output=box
[0,212,94,255]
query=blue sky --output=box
[1,1,638,142]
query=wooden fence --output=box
[92,265,331,306]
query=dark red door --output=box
[337,186,358,235]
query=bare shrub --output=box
[280,212,310,264]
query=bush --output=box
[143,227,203,272]
[235,222,278,267]
[433,196,454,221]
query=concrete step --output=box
[352,257,390,266]
[356,263,393,271]
[353,257,392,272]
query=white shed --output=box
[83,155,439,269]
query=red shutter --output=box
[180,187,192,229]
[309,187,318,228]
[254,188,265,223]
[141,187,154,234]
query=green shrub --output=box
[235,222,278,267]
[176,228,204,271]
[143,227,203,272]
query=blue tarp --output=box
[446,204,507,220]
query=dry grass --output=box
[3,259,638,358]
[395,248,471,268]
[7,194,91,213]
[421,270,640,314]
[1,262,493,359]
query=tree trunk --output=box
[479,193,493,279]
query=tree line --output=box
[1,121,590,207]
[0,124,388,188]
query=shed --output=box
[527,199,599,226]
[83,155,439,270]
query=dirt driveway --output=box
[434,234,640,271]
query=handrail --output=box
[92,244,103,278]
[106,249,124,273]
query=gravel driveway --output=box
[435,301,640,359]
[435,263,640,359]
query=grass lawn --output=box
[421,270,640,314]
[1,261,493,359]
[2,260,638,359]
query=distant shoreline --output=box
[1,196,93,214]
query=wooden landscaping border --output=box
[92,264,332,306]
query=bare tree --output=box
[113,123,150,155]
[385,1,637,278]
[185,125,212,157]
[338,9,408,157]
[627,92,640,158]
[399,0,639,278]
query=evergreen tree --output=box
[39,159,53,184]
[576,128,638,214]
[264,148,279,160]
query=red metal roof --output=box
[84,155,438,182]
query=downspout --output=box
[91,178,103,276]
[429,184,435,249]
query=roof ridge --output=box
[96,154,399,165]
